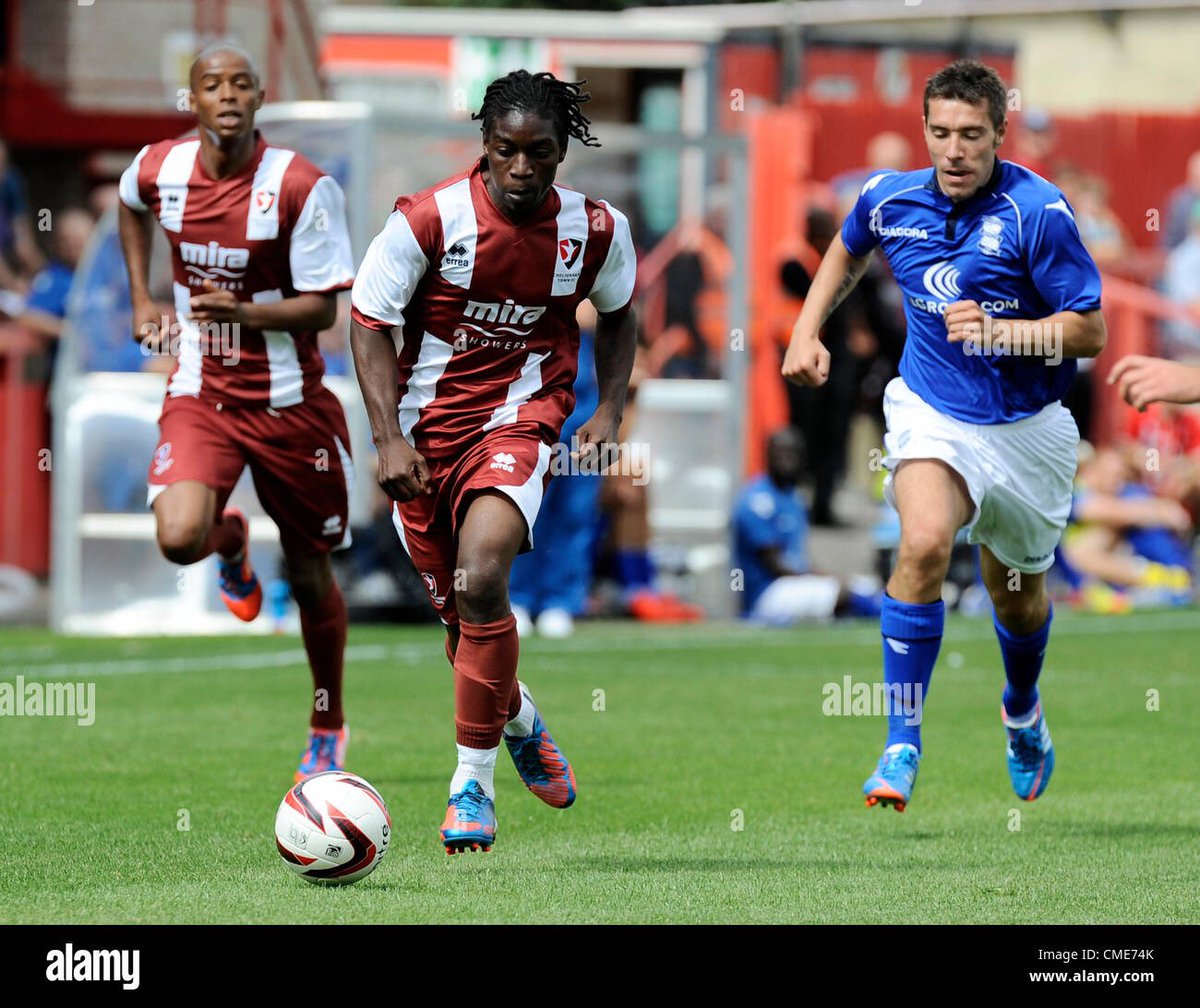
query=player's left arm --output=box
[576,202,639,462]
[575,305,638,461]
[190,174,354,332]
[945,197,1107,359]
[944,303,1106,359]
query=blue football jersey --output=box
[841,160,1102,423]
[732,474,811,614]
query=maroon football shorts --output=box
[393,426,553,626]
[146,387,353,554]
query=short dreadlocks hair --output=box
[472,70,600,150]
[924,60,1008,132]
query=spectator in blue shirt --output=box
[733,427,881,624]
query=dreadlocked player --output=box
[351,70,638,853]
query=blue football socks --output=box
[996,605,1052,721]
[880,595,944,752]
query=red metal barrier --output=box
[0,322,51,576]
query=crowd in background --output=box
[5,113,1200,627]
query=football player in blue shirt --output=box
[783,60,1105,811]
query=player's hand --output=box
[1107,354,1200,411]
[188,279,245,324]
[782,334,830,387]
[376,437,432,502]
[944,300,987,344]
[132,296,164,348]
[573,408,620,472]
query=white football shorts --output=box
[881,376,1080,574]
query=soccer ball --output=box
[274,771,391,886]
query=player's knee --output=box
[990,585,1047,632]
[287,556,332,609]
[897,527,953,578]
[157,520,208,565]
[455,557,508,619]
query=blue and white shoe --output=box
[1003,702,1055,801]
[440,780,497,855]
[504,683,577,809]
[294,724,349,783]
[863,742,921,812]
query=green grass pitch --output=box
[1,611,1197,924]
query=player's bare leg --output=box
[439,491,577,853]
[864,460,973,811]
[152,480,239,564]
[887,460,973,604]
[287,549,349,781]
[153,480,260,620]
[980,546,1056,801]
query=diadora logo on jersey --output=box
[908,260,961,313]
[253,188,276,213]
[490,452,517,473]
[444,241,470,268]
[559,238,583,269]
[180,240,250,284]
[978,215,1005,257]
[885,638,910,655]
[322,515,343,537]
[869,208,928,240]
[421,573,446,607]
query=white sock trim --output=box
[503,680,537,738]
[450,744,498,798]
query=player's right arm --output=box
[782,232,873,387]
[350,206,434,502]
[116,145,162,349]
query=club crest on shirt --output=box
[253,188,276,213]
[421,573,446,607]
[153,441,174,476]
[559,238,583,269]
[978,215,1005,256]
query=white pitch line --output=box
[2,643,426,679]
[2,609,1196,678]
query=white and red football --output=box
[274,771,391,886]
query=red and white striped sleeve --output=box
[587,201,637,314]
[290,174,355,294]
[118,144,152,212]
[350,205,433,332]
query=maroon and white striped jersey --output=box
[119,132,355,407]
[350,157,637,461]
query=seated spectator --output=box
[1160,200,1200,360]
[20,208,94,355]
[1011,108,1059,181]
[1163,149,1200,251]
[1121,399,1200,516]
[1073,174,1129,269]
[1062,446,1193,611]
[0,138,45,301]
[733,427,881,625]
